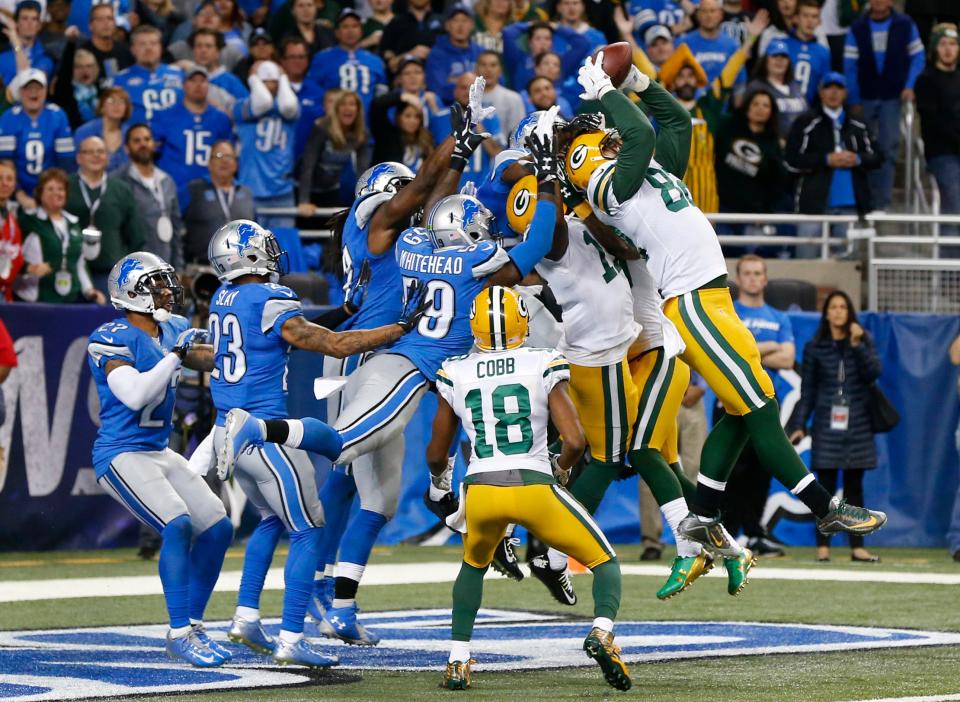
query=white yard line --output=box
[841,695,960,702]
[0,561,958,603]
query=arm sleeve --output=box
[843,32,861,105]
[600,90,655,202]
[906,23,925,90]
[276,74,300,120]
[247,75,274,117]
[106,353,181,411]
[541,350,571,394]
[718,45,749,90]
[77,255,94,293]
[507,197,557,277]
[435,365,455,406]
[641,81,692,179]
[298,124,325,205]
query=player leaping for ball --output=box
[567,50,886,556]
[427,286,630,692]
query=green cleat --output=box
[656,552,714,600]
[817,497,887,536]
[583,627,632,691]
[724,547,757,596]
[441,660,474,690]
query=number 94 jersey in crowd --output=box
[87,315,189,478]
[436,346,570,480]
[390,227,512,381]
[208,282,303,422]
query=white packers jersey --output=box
[627,257,685,359]
[436,346,569,480]
[586,157,727,300]
[514,285,562,349]
[536,216,640,367]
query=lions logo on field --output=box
[1,610,959,700]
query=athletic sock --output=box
[281,527,322,634]
[188,517,233,621]
[592,617,614,633]
[743,401,832,518]
[569,458,620,514]
[236,605,260,621]
[333,509,388,603]
[278,629,302,645]
[661,497,700,557]
[693,413,748,516]
[451,562,487,642]
[449,640,471,663]
[169,624,192,639]
[159,515,192,630]
[316,468,358,593]
[591,558,621,621]
[262,418,343,461]
[236,515,284,610]
[669,462,697,504]
[546,547,568,570]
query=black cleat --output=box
[491,536,524,581]
[816,497,887,536]
[746,536,785,558]
[529,555,577,605]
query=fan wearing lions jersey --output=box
[426,286,630,693]
[568,52,887,556]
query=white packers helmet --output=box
[470,286,529,351]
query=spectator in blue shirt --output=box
[425,4,482,106]
[678,0,745,88]
[784,0,831,103]
[843,0,926,210]
[109,25,183,123]
[723,253,796,557]
[189,28,249,114]
[522,54,574,117]
[501,20,592,91]
[554,0,606,52]
[235,60,300,229]
[0,1,55,85]
[0,69,75,207]
[152,65,234,207]
[306,8,387,113]
[628,0,690,46]
[279,36,324,157]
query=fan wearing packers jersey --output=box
[509,176,750,599]
[567,53,886,554]
[426,286,629,693]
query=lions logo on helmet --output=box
[108,251,183,322]
[355,162,415,198]
[470,286,529,351]
[208,219,287,282]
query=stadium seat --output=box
[280,273,330,305]
[764,279,819,312]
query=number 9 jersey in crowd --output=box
[88,314,189,477]
[390,227,512,381]
[207,282,303,422]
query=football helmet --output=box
[509,110,569,151]
[506,174,537,236]
[107,251,183,322]
[565,130,621,192]
[426,194,496,249]
[208,219,287,282]
[354,162,415,198]
[470,286,529,351]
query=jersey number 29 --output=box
[403,276,454,339]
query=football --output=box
[593,41,633,87]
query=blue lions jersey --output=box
[734,300,796,402]
[0,105,75,194]
[208,282,303,421]
[390,227,512,380]
[152,102,234,204]
[235,99,297,199]
[678,30,744,87]
[88,314,189,477]
[306,47,386,112]
[110,63,183,123]
[784,34,831,103]
[628,0,685,43]
[339,189,404,332]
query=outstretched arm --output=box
[600,89,656,203]
[367,135,455,256]
[636,81,692,180]
[426,394,459,478]
[547,381,586,470]
[281,316,402,358]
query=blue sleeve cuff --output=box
[507,199,556,277]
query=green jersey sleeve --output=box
[598,90,656,203]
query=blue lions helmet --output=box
[426,194,496,249]
[208,219,287,282]
[108,251,183,321]
[355,162,416,198]
[509,112,545,151]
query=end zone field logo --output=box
[2,609,959,700]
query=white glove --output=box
[550,454,571,487]
[621,64,651,94]
[460,180,477,197]
[577,51,615,101]
[468,75,496,125]
[429,454,455,500]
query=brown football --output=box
[593,41,632,87]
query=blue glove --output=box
[172,328,209,360]
[398,279,430,332]
[344,259,371,314]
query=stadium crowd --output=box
[0,0,956,304]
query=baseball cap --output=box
[335,7,362,26]
[644,25,672,46]
[766,38,790,57]
[249,27,273,47]
[445,3,472,21]
[819,71,847,89]
[184,63,209,79]
[397,54,426,73]
[12,67,47,101]
[256,60,282,82]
